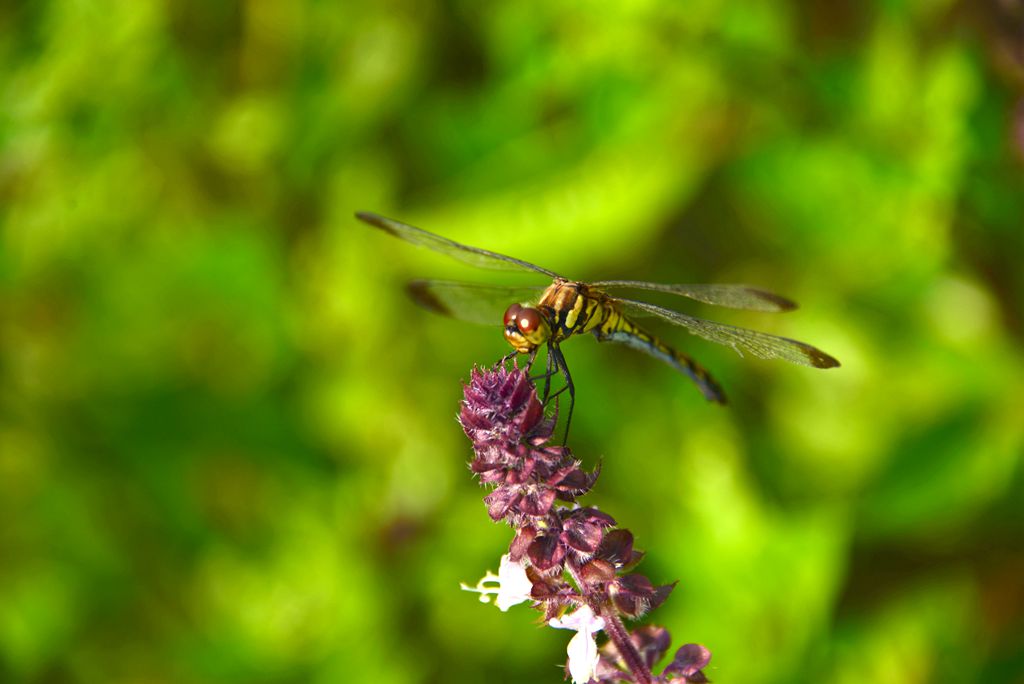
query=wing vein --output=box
[616,298,839,368]
[357,212,563,278]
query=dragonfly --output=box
[357,211,839,438]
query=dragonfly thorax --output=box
[503,302,552,353]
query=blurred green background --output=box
[2,1,1023,682]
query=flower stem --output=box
[599,605,654,684]
[566,561,654,684]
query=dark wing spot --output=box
[355,211,398,237]
[746,287,798,312]
[406,281,452,316]
[801,343,841,368]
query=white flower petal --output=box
[549,604,605,632]
[566,629,600,684]
[548,605,606,684]
[495,554,533,611]
[460,555,532,612]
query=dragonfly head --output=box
[503,303,551,353]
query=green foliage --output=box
[1,1,1022,682]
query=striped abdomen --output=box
[588,295,726,404]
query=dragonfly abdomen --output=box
[591,310,727,404]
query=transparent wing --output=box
[616,298,840,368]
[406,280,547,325]
[357,212,563,278]
[591,281,797,312]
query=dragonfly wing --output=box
[592,281,797,312]
[406,280,546,325]
[616,298,840,368]
[357,212,563,278]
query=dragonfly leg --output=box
[528,346,557,402]
[495,349,519,369]
[541,346,554,403]
[549,344,575,445]
[523,344,574,443]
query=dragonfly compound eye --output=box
[516,307,542,334]
[503,303,523,328]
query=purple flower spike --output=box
[460,365,598,529]
[459,364,710,684]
